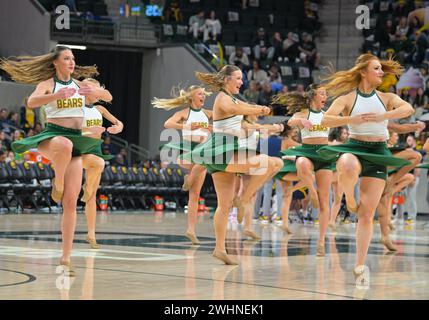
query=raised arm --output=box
[218,94,271,117]
[164,109,188,130]
[385,93,415,120]
[388,120,425,134]
[97,105,124,134]
[27,80,71,109]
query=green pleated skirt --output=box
[281,144,336,171]
[274,159,297,180]
[317,139,411,180]
[11,123,102,157]
[83,141,114,160]
[182,133,258,174]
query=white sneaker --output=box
[353,265,370,289]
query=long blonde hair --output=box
[152,85,211,110]
[195,65,241,91]
[272,84,320,115]
[0,46,98,84]
[321,53,404,98]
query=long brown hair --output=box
[152,85,211,110]
[272,84,320,115]
[195,65,241,91]
[321,53,404,98]
[0,46,98,84]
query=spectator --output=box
[0,130,9,151]
[20,100,37,133]
[247,60,268,86]
[280,84,289,94]
[258,82,274,106]
[27,128,35,137]
[113,153,125,166]
[0,149,5,163]
[102,135,117,156]
[188,10,205,40]
[282,32,300,62]
[11,130,23,148]
[229,47,250,68]
[301,1,321,32]
[119,148,129,166]
[400,87,413,104]
[34,123,43,134]
[252,27,275,61]
[204,10,222,42]
[270,32,283,62]
[5,150,14,163]
[6,112,19,128]
[163,0,183,23]
[376,19,396,50]
[268,64,282,84]
[298,32,320,69]
[243,80,260,104]
[414,87,428,117]
[296,83,305,94]
[0,108,8,131]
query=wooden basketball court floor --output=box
[0,210,428,300]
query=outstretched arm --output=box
[97,105,124,134]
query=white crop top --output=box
[82,105,103,128]
[349,90,388,139]
[182,108,210,137]
[213,115,243,136]
[300,109,329,139]
[45,77,85,119]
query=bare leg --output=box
[186,166,207,244]
[38,136,73,202]
[82,154,105,203]
[295,157,319,209]
[60,157,83,265]
[356,177,386,267]
[336,153,361,213]
[212,171,238,265]
[315,170,333,256]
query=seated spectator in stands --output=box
[20,100,37,134]
[5,150,14,163]
[26,128,35,138]
[163,0,183,23]
[243,80,260,104]
[258,82,274,106]
[0,108,8,131]
[377,19,396,50]
[119,148,129,167]
[400,87,413,104]
[252,28,275,61]
[296,83,305,94]
[11,129,23,144]
[247,60,268,86]
[34,123,43,135]
[298,32,320,69]
[0,130,9,151]
[271,32,283,62]
[282,32,300,62]
[302,1,321,32]
[394,0,410,21]
[204,10,222,42]
[0,150,5,163]
[102,134,117,156]
[3,112,20,135]
[229,47,250,69]
[268,64,282,84]
[412,31,428,64]
[113,153,125,167]
[188,10,205,40]
[413,88,428,109]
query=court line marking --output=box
[0,268,37,287]
[0,257,362,300]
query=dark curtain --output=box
[74,49,142,144]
